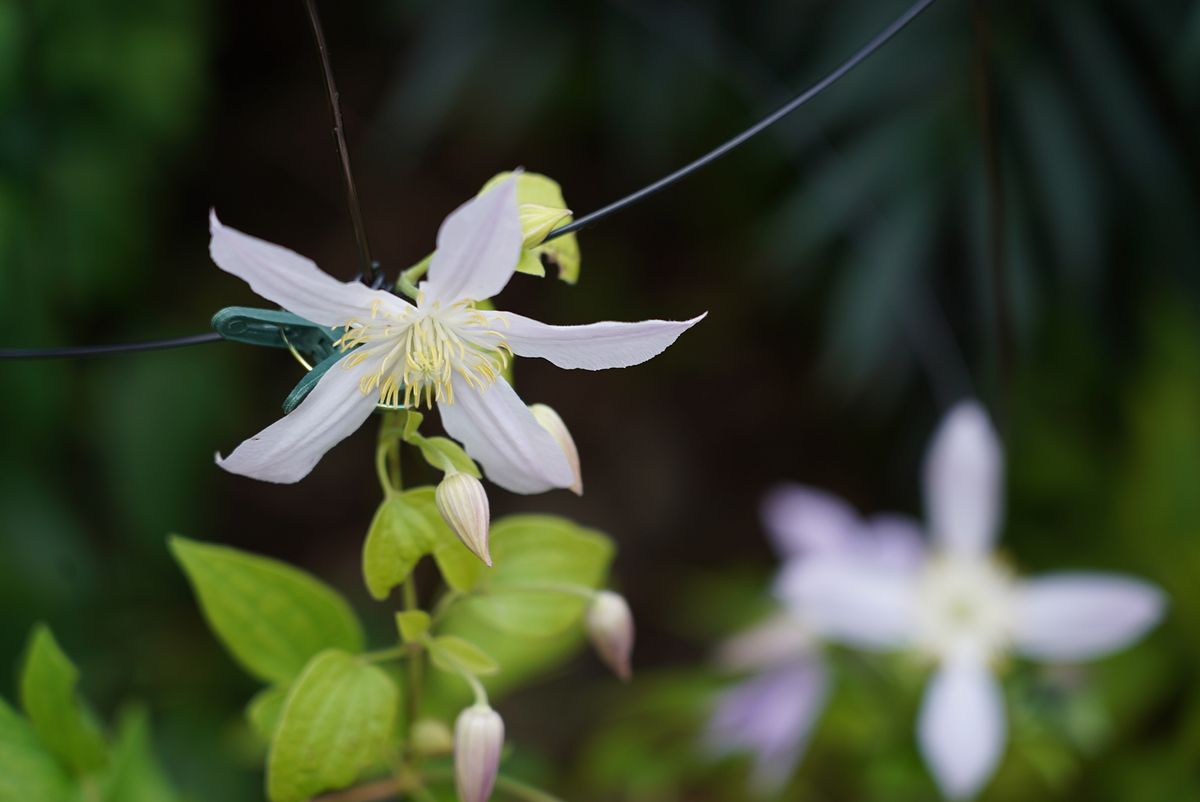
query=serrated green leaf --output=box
[428,636,499,677]
[170,537,364,684]
[454,515,613,636]
[480,172,580,283]
[396,611,431,643]
[101,707,181,802]
[0,698,75,802]
[267,650,399,802]
[410,435,480,478]
[247,686,290,744]
[361,488,478,600]
[19,625,108,776]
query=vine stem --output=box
[403,577,423,729]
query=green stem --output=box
[362,645,410,664]
[495,775,568,802]
[403,578,424,732]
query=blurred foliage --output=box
[1,0,1199,799]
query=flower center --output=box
[914,553,1016,663]
[335,298,510,408]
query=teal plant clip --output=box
[211,307,342,413]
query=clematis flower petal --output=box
[776,557,917,649]
[492,312,706,371]
[706,660,830,793]
[917,653,1007,800]
[216,358,377,483]
[438,375,575,495]
[923,401,1004,557]
[1011,573,1165,661]
[716,612,817,672]
[424,177,524,305]
[862,514,927,570]
[209,211,401,327]
[760,484,861,559]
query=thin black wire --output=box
[0,0,937,361]
[544,0,938,242]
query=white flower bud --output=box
[587,591,635,681]
[528,403,582,496]
[436,472,492,566]
[454,704,505,802]
[518,203,572,248]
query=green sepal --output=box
[266,650,399,802]
[480,172,581,283]
[19,625,108,776]
[361,488,478,601]
[170,536,365,684]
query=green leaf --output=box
[361,488,478,600]
[101,707,181,802]
[19,625,108,775]
[267,650,399,802]
[427,636,499,677]
[480,172,581,283]
[455,515,613,636]
[409,435,481,478]
[396,611,431,643]
[247,686,290,744]
[0,698,75,802]
[170,536,364,684]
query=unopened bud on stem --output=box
[454,704,505,802]
[529,403,582,496]
[587,591,635,681]
[436,472,492,566]
[518,203,572,248]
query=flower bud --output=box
[454,704,505,802]
[518,203,572,248]
[411,717,454,756]
[528,403,582,496]
[587,591,635,681]
[436,472,492,566]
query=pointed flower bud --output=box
[455,704,505,802]
[518,203,572,248]
[436,472,492,566]
[528,403,582,495]
[587,591,635,681]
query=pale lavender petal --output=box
[776,557,918,650]
[923,401,1004,557]
[706,660,830,792]
[715,612,817,672]
[438,376,575,494]
[761,483,861,559]
[918,654,1007,800]
[209,211,401,327]
[1012,573,1166,661]
[216,357,377,483]
[424,178,523,305]
[861,514,927,571]
[493,312,706,370]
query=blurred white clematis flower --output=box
[705,484,923,791]
[778,401,1166,800]
[208,177,704,491]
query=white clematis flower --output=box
[209,177,704,491]
[779,401,1166,800]
[706,484,922,791]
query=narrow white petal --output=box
[209,211,402,327]
[918,655,1007,800]
[923,401,1004,557]
[424,178,523,305]
[1012,573,1165,661]
[715,612,817,672]
[760,484,861,559]
[862,514,927,571]
[216,358,377,483]
[438,376,575,494]
[706,660,829,792]
[493,312,706,370]
[775,557,918,650]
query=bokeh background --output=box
[3,0,1200,799]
